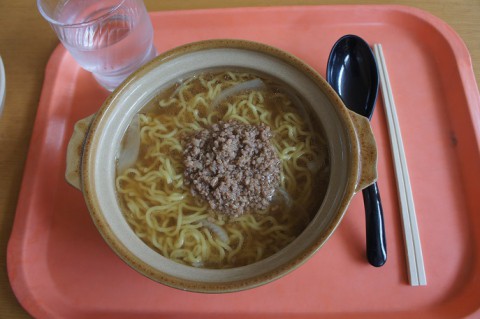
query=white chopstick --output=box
[373,44,427,286]
[0,55,5,116]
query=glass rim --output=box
[37,0,127,28]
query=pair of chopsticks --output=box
[373,44,427,286]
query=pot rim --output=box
[80,39,360,293]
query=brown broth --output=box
[116,69,330,268]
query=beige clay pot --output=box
[65,39,377,293]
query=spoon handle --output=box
[362,182,387,267]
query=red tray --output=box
[8,5,480,319]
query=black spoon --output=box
[326,34,387,267]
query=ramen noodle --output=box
[115,70,330,268]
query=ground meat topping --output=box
[183,121,281,217]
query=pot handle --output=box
[348,110,378,193]
[65,114,95,191]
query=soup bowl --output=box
[65,39,377,293]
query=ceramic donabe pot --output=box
[65,39,377,293]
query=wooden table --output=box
[0,1,478,317]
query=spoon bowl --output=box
[326,35,379,119]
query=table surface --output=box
[0,1,479,318]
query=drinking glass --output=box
[37,0,157,91]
